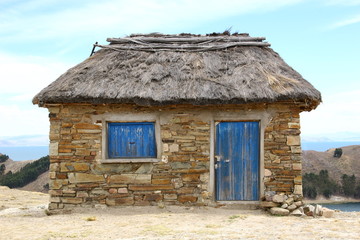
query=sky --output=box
[0,0,360,149]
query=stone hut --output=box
[33,33,321,211]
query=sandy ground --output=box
[1,186,360,240]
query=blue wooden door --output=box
[108,122,156,158]
[215,121,260,201]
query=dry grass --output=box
[85,216,96,221]
[33,34,321,107]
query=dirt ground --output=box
[1,186,360,240]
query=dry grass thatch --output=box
[33,34,321,107]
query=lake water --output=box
[322,202,360,212]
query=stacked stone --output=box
[158,113,211,205]
[48,105,212,211]
[261,192,335,217]
[261,192,304,216]
[48,105,103,210]
[263,108,302,195]
[47,103,308,212]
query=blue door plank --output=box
[216,121,260,201]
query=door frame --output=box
[209,111,273,202]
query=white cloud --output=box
[325,0,360,6]
[324,0,360,29]
[0,53,70,147]
[0,53,70,96]
[0,135,48,147]
[301,89,360,141]
[0,53,68,146]
[1,0,304,42]
[0,104,49,137]
[329,14,360,29]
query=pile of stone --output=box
[261,192,335,217]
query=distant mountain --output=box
[0,154,49,193]
[19,171,49,193]
[2,158,34,174]
[303,145,360,182]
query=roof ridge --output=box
[95,35,270,52]
[107,36,267,43]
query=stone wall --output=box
[46,103,304,211]
[263,108,302,195]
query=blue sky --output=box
[0,0,360,147]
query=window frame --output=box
[100,113,161,163]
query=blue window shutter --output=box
[108,122,156,158]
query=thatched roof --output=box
[33,33,321,107]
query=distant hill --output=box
[0,154,49,193]
[19,171,49,192]
[2,158,35,174]
[303,145,360,182]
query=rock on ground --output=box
[270,207,290,216]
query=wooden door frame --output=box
[209,111,273,203]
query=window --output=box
[107,122,157,158]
